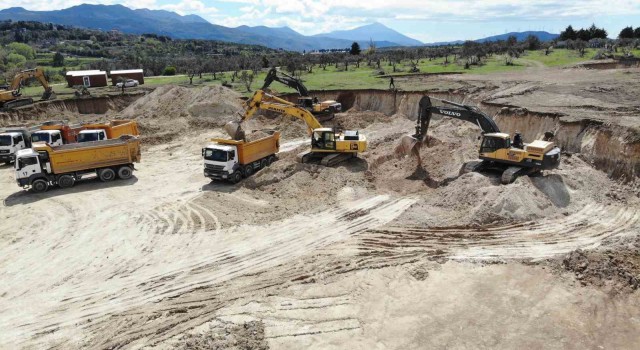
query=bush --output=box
[163,66,176,76]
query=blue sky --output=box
[4,0,640,42]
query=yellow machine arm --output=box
[10,68,53,93]
[242,90,323,134]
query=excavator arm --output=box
[9,68,54,100]
[413,96,500,142]
[261,67,310,96]
[226,89,323,140]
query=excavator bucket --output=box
[394,135,423,163]
[224,121,245,140]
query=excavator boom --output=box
[261,67,310,96]
[1,68,55,108]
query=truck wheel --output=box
[231,172,242,184]
[98,168,116,182]
[244,165,254,177]
[58,175,75,189]
[117,166,133,179]
[31,179,49,193]
[260,159,268,169]
[267,156,276,166]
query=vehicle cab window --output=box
[17,156,38,170]
[480,137,506,153]
[52,133,61,143]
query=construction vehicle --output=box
[74,85,91,98]
[0,128,32,164]
[262,67,341,120]
[30,121,84,146]
[77,120,139,143]
[15,135,141,193]
[227,90,366,167]
[203,130,280,183]
[397,96,561,184]
[0,68,55,109]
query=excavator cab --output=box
[479,134,510,154]
[312,128,336,150]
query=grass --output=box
[16,48,619,101]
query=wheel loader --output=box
[396,96,561,184]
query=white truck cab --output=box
[77,129,107,143]
[30,130,63,146]
[15,148,46,187]
[0,132,28,164]
[203,144,238,180]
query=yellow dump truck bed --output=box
[33,135,141,174]
[83,120,140,139]
[212,131,280,165]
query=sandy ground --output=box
[1,68,639,349]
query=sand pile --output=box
[245,130,271,142]
[117,85,243,144]
[332,111,392,130]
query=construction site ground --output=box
[1,64,639,349]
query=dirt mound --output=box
[560,249,640,292]
[117,85,243,144]
[245,130,271,142]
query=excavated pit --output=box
[1,82,639,349]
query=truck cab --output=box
[14,148,46,187]
[0,132,28,164]
[77,129,107,143]
[31,130,63,146]
[203,144,239,181]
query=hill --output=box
[425,31,559,46]
[314,22,423,47]
[0,4,417,51]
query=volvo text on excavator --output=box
[226,90,366,166]
[261,67,341,120]
[396,96,561,184]
[0,68,55,109]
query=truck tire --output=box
[31,179,49,193]
[244,165,254,177]
[117,166,133,179]
[58,175,75,189]
[231,172,242,184]
[98,168,116,182]
[260,159,268,169]
[267,156,276,166]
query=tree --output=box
[619,26,635,39]
[635,27,640,39]
[7,42,35,60]
[163,66,176,76]
[350,42,361,55]
[52,52,64,67]
[525,34,541,50]
[576,29,590,41]
[239,70,255,92]
[7,53,26,67]
[560,25,577,41]
[574,39,587,57]
[588,24,607,39]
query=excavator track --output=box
[501,166,528,184]
[3,98,34,110]
[297,151,355,167]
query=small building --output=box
[110,69,144,86]
[65,70,108,88]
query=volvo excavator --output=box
[0,68,55,109]
[261,67,341,120]
[226,89,366,166]
[396,96,561,184]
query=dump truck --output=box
[0,128,32,164]
[203,130,280,183]
[77,120,139,143]
[30,121,84,146]
[15,135,141,192]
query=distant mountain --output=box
[425,31,559,46]
[315,22,423,47]
[476,31,559,43]
[0,4,419,51]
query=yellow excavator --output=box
[0,68,55,109]
[397,96,561,184]
[226,90,367,166]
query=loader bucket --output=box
[395,135,423,164]
[224,121,244,140]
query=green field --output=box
[15,48,622,101]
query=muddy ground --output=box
[0,65,639,349]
